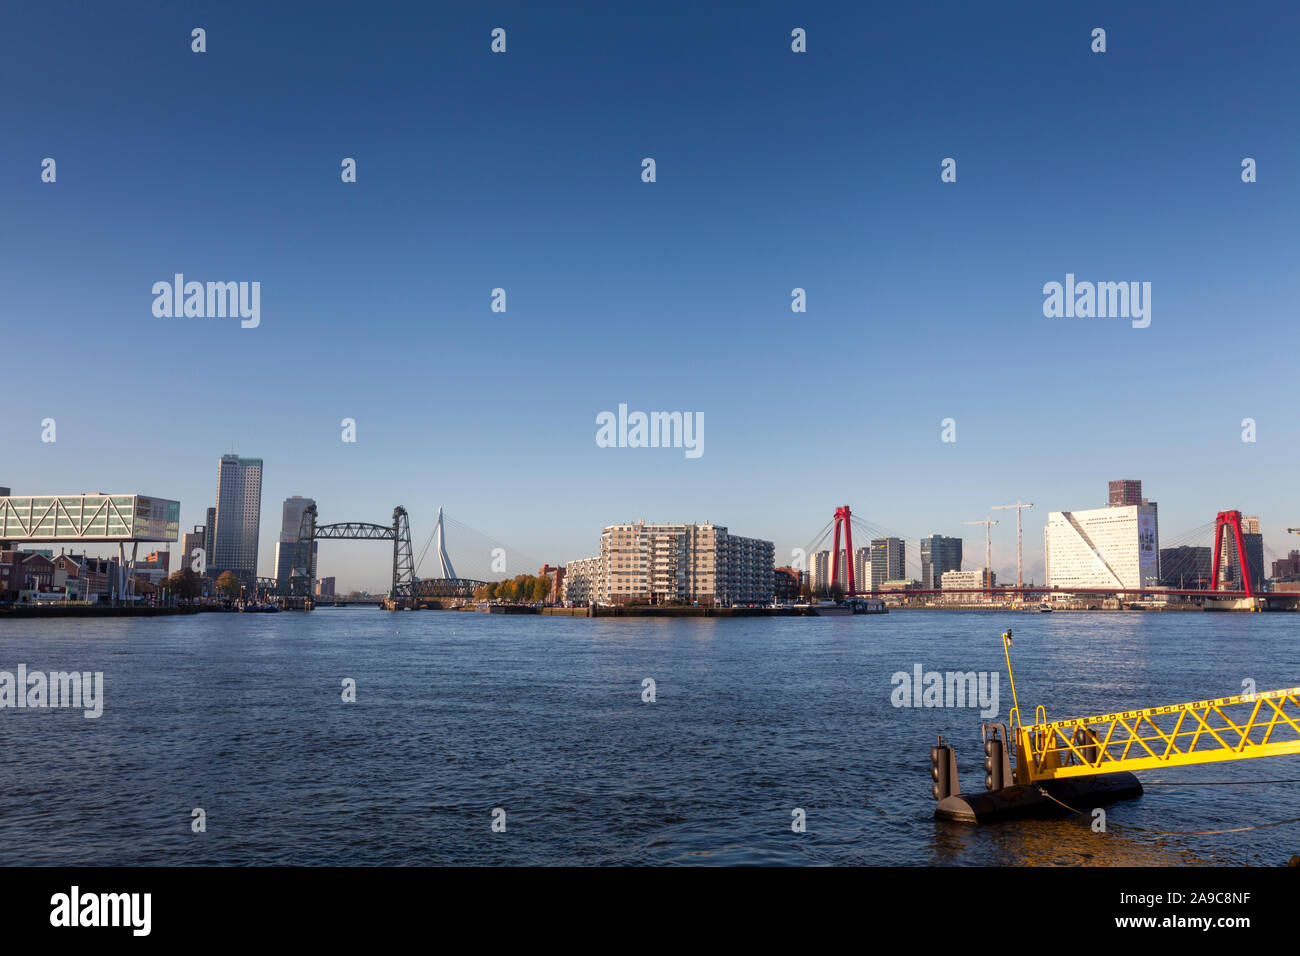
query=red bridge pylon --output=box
[829,505,857,597]
[1210,509,1255,598]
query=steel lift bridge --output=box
[933,630,1300,823]
[287,505,484,609]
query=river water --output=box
[1,609,1296,866]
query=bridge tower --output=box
[290,504,318,602]
[1210,509,1255,598]
[434,506,457,579]
[288,504,419,610]
[829,505,857,597]
[390,506,418,609]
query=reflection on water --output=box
[0,609,1295,865]
[931,815,1209,867]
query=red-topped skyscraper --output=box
[1108,479,1143,507]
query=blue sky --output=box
[2,1,1297,589]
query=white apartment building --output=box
[593,521,774,606]
[940,568,995,604]
[1044,504,1159,590]
[811,548,854,592]
[562,556,601,605]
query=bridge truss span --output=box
[287,504,419,609]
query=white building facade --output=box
[579,521,774,606]
[1044,504,1159,590]
[561,556,601,605]
[940,568,995,604]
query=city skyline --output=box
[2,458,1296,594]
[2,4,1298,590]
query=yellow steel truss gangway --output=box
[1014,685,1300,782]
[933,630,1300,823]
[1002,630,1300,783]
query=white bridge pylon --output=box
[434,506,457,580]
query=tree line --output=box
[474,574,553,603]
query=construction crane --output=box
[992,499,1034,590]
[964,515,999,590]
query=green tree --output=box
[215,571,242,600]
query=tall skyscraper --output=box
[870,538,905,589]
[275,496,317,592]
[1108,479,1143,507]
[920,535,963,589]
[1160,546,1211,588]
[211,454,263,588]
[811,549,849,592]
[278,496,315,541]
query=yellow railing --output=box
[1016,686,1300,781]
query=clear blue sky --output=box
[2,1,1297,590]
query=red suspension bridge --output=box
[803,505,1296,606]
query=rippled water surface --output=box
[1,609,1296,865]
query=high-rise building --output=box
[315,576,336,598]
[592,521,774,606]
[204,507,217,577]
[1044,502,1159,590]
[1108,479,1143,507]
[853,546,870,591]
[1159,546,1211,588]
[279,496,315,542]
[870,538,905,590]
[920,535,963,589]
[274,540,319,593]
[1219,515,1265,591]
[274,496,317,592]
[810,549,850,593]
[211,454,263,588]
[179,524,206,576]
